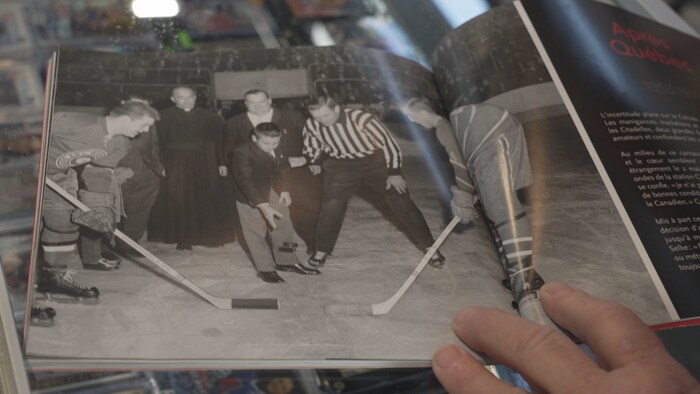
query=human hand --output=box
[432,282,700,394]
[279,192,291,207]
[309,165,322,175]
[289,156,307,168]
[386,175,407,194]
[450,185,477,224]
[218,165,228,176]
[257,203,282,229]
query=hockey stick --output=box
[45,178,279,310]
[325,216,460,316]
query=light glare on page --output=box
[131,0,179,18]
[431,0,489,27]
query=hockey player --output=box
[400,98,544,307]
[38,101,159,302]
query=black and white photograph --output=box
[24,3,674,368]
[29,46,492,365]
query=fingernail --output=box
[541,282,574,298]
[453,307,478,328]
[433,345,462,370]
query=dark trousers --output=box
[117,169,160,247]
[287,169,323,251]
[314,152,434,253]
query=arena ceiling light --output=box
[132,0,179,18]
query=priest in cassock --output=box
[148,86,237,250]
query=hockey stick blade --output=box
[325,217,460,316]
[45,178,279,310]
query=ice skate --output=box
[36,268,100,304]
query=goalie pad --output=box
[70,190,118,233]
[450,185,478,224]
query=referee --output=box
[301,96,445,268]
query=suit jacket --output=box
[223,108,306,167]
[231,139,290,207]
[119,125,164,178]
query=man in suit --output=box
[114,94,165,255]
[224,89,322,254]
[231,122,320,283]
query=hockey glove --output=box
[70,190,118,233]
[114,167,134,185]
[450,185,478,224]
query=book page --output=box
[25,45,515,367]
[518,0,700,319]
[429,2,671,324]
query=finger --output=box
[540,282,672,369]
[432,344,525,394]
[452,307,603,393]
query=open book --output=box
[24,0,700,369]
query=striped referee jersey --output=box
[302,108,403,175]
